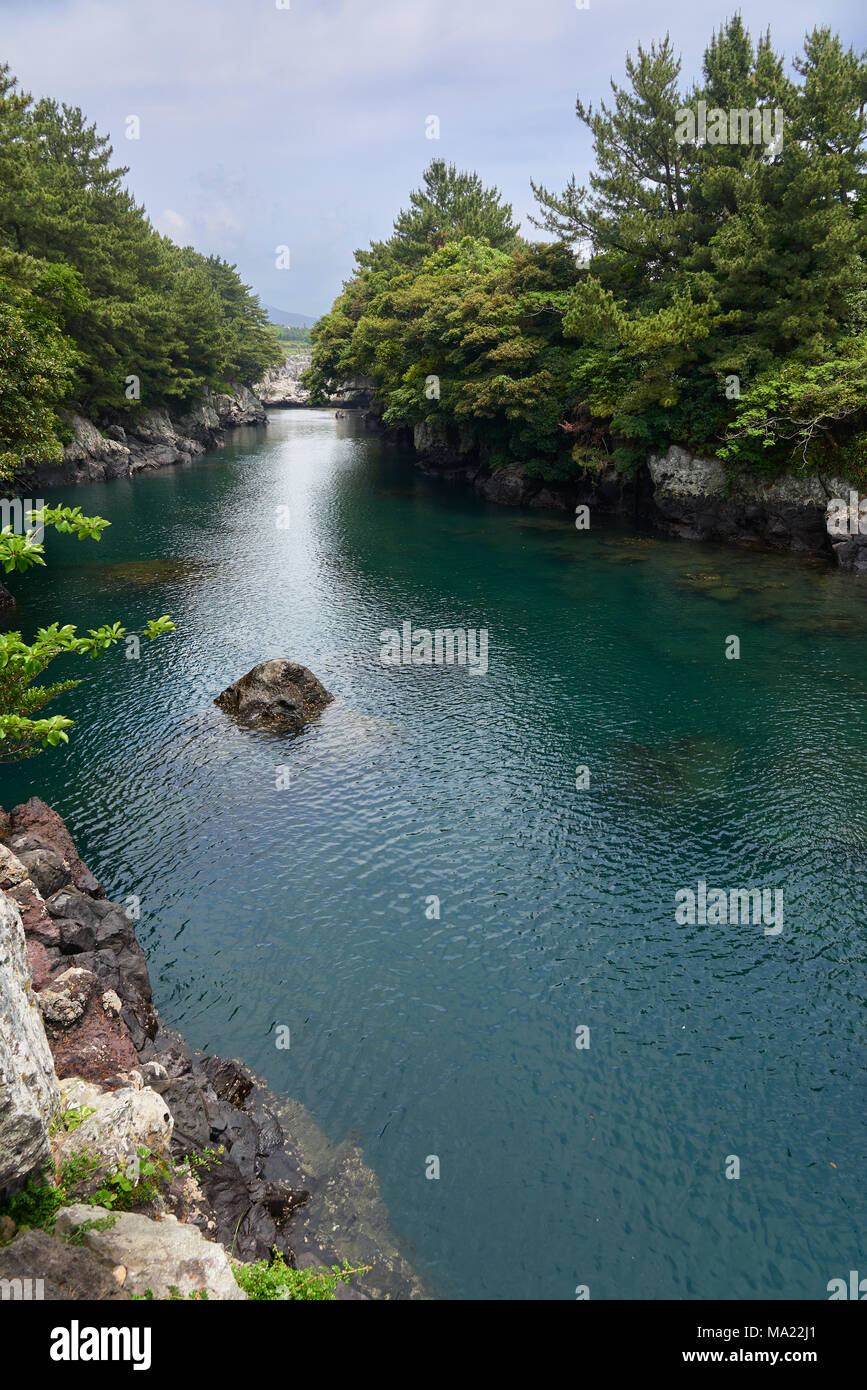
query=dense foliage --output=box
[270,323,312,345]
[0,62,281,480]
[306,21,867,481]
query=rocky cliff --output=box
[0,799,427,1300]
[254,354,375,410]
[406,423,867,571]
[256,354,313,407]
[646,446,863,565]
[20,383,267,491]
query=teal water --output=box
[2,410,865,1300]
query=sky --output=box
[2,0,865,318]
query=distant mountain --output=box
[262,305,318,328]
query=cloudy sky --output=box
[2,0,865,317]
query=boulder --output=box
[39,967,95,1029]
[0,891,60,1190]
[46,888,136,954]
[475,464,533,506]
[0,845,29,893]
[4,838,70,899]
[5,798,105,897]
[0,1227,129,1300]
[214,659,333,731]
[54,1205,247,1300]
[52,1077,173,1181]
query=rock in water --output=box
[214,659,333,731]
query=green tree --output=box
[0,60,281,434]
[0,506,174,762]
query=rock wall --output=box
[646,445,850,559]
[0,799,426,1299]
[410,422,649,518]
[256,354,313,407]
[0,888,60,1189]
[19,383,267,491]
[254,353,375,410]
[407,426,865,568]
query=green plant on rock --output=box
[0,1153,101,1236]
[90,1147,173,1213]
[233,1250,370,1301]
[62,1214,118,1246]
[49,1105,96,1136]
[0,1142,224,1240]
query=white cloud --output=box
[3,0,863,313]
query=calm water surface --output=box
[2,410,865,1299]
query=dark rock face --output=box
[131,1037,310,1264]
[831,535,867,573]
[0,580,14,615]
[649,491,832,552]
[6,799,105,898]
[5,840,70,899]
[0,1227,129,1300]
[214,659,333,731]
[408,430,856,565]
[1,800,427,1295]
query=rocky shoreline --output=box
[5,368,864,591]
[381,419,867,574]
[0,798,428,1300]
[18,384,268,492]
[3,359,374,506]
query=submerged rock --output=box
[214,659,333,731]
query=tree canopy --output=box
[0,62,282,481]
[307,21,867,481]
